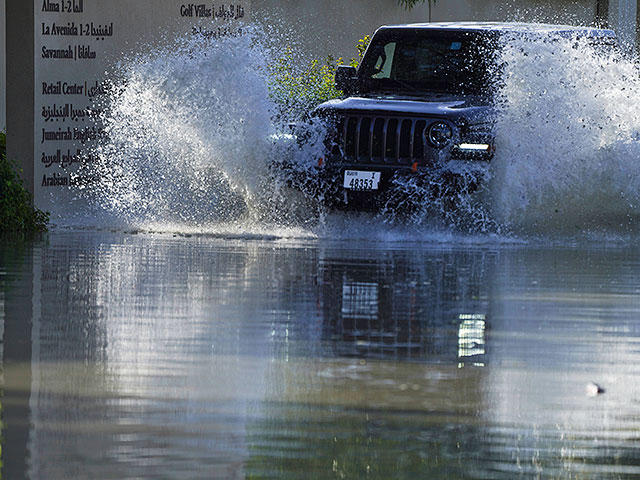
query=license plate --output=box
[343,170,381,191]
[342,282,379,319]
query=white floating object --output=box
[586,382,605,397]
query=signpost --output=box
[6,0,250,215]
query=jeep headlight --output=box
[427,122,453,148]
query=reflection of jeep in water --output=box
[303,22,616,211]
[317,248,490,362]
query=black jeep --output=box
[296,22,616,211]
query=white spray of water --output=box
[85,29,314,232]
[490,34,640,235]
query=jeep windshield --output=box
[358,30,497,96]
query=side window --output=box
[372,42,397,79]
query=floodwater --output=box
[3,230,640,479]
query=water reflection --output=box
[1,233,640,479]
[318,248,490,364]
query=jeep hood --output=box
[314,95,492,124]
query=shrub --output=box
[0,132,49,232]
[267,36,371,122]
[268,49,343,122]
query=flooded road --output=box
[2,230,640,479]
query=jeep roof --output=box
[375,21,616,38]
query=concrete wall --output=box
[6,0,34,195]
[252,0,604,60]
[252,0,430,60]
[433,0,601,25]
[608,0,638,48]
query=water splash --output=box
[380,160,496,233]
[84,29,291,229]
[490,34,640,235]
[80,27,640,240]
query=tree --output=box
[398,0,436,21]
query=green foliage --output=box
[0,132,49,232]
[355,35,371,66]
[268,48,344,121]
[267,36,371,122]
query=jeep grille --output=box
[337,115,430,165]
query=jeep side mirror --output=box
[335,65,358,94]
